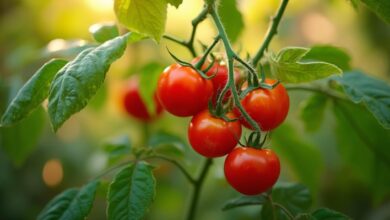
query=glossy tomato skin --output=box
[236,79,289,131]
[123,76,163,121]
[192,58,242,103]
[224,147,280,195]
[157,64,213,117]
[188,110,242,158]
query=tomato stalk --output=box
[252,0,290,67]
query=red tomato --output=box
[192,57,242,103]
[235,79,289,131]
[157,64,213,117]
[224,147,280,195]
[122,76,163,121]
[188,110,242,158]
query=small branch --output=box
[252,0,289,67]
[145,155,196,184]
[186,158,213,220]
[285,84,349,101]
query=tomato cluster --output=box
[122,57,289,195]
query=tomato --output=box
[192,57,242,103]
[157,64,213,117]
[188,110,242,158]
[224,147,280,195]
[122,75,163,121]
[235,79,289,131]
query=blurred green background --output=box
[0,0,389,219]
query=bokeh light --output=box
[42,159,64,187]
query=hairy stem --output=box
[186,158,213,220]
[252,0,289,67]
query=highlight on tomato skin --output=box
[224,147,281,195]
[157,64,214,117]
[235,79,290,131]
[188,110,242,158]
[122,75,163,122]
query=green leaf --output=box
[114,0,167,42]
[299,94,328,132]
[48,34,129,131]
[302,45,351,71]
[272,183,312,215]
[311,208,350,220]
[335,71,390,129]
[269,47,342,83]
[107,161,156,220]
[0,59,67,126]
[89,23,120,43]
[360,0,390,23]
[139,63,164,116]
[0,106,45,166]
[222,195,267,211]
[219,0,244,42]
[271,124,324,193]
[333,101,390,200]
[148,131,187,157]
[295,213,316,220]
[38,180,100,220]
[165,0,182,8]
[104,135,132,164]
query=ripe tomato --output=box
[157,64,213,117]
[224,147,280,195]
[188,110,242,158]
[122,76,163,121]
[192,57,242,103]
[235,79,289,131]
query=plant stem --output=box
[186,158,213,220]
[145,155,196,184]
[252,0,289,67]
[285,84,349,101]
[209,4,262,133]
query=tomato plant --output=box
[188,110,241,157]
[0,0,389,220]
[157,64,213,117]
[122,75,163,121]
[224,147,280,195]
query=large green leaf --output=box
[0,59,67,126]
[271,183,312,215]
[271,124,324,193]
[219,0,244,42]
[38,180,100,220]
[302,45,351,71]
[48,34,129,131]
[139,63,164,116]
[269,47,342,83]
[335,71,390,129]
[114,0,167,41]
[165,0,182,8]
[360,0,390,23]
[222,195,267,211]
[333,100,390,200]
[89,23,119,43]
[107,161,156,220]
[299,93,328,132]
[0,106,46,166]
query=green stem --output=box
[285,84,349,101]
[252,0,289,67]
[186,158,213,220]
[209,4,262,133]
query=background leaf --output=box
[0,59,67,126]
[335,71,390,129]
[271,124,324,193]
[107,161,156,220]
[165,0,183,8]
[312,208,350,220]
[219,0,244,42]
[114,0,167,41]
[0,106,45,166]
[139,63,164,116]
[299,93,328,132]
[271,183,312,215]
[269,47,342,83]
[302,45,351,71]
[148,131,186,157]
[38,180,100,220]
[48,34,129,131]
[103,135,132,165]
[359,0,390,23]
[222,195,267,211]
[89,23,119,43]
